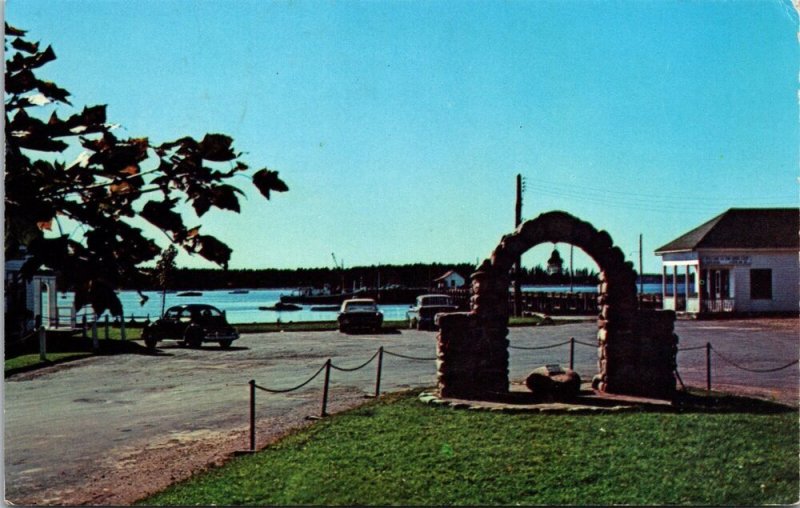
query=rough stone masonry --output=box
[436,211,678,400]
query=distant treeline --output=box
[116,262,658,291]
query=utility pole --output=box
[569,244,574,293]
[513,174,523,317]
[639,233,644,297]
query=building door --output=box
[702,269,730,312]
[39,281,51,327]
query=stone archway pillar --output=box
[436,211,678,400]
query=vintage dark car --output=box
[406,294,458,330]
[141,304,239,349]
[337,298,383,333]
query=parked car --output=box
[141,304,239,349]
[406,294,458,330]
[337,298,383,333]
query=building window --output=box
[750,269,772,300]
[687,265,698,297]
[663,266,674,296]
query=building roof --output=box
[655,208,800,253]
[434,270,465,281]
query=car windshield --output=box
[423,296,452,306]
[195,307,223,318]
[344,302,377,312]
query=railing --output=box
[702,299,735,313]
[243,336,798,452]
[246,346,437,452]
[438,288,662,315]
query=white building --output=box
[5,257,59,338]
[434,270,466,289]
[655,208,799,315]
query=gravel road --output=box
[5,318,797,505]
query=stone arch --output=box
[436,211,677,400]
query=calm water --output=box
[61,283,663,324]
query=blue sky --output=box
[8,0,799,274]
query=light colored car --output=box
[406,294,458,330]
[337,298,383,333]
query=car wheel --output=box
[339,325,348,334]
[185,328,204,348]
[142,328,157,349]
[219,340,232,349]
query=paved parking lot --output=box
[5,318,797,504]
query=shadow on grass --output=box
[671,389,796,415]
[6,334,159,377]
[443,388,795,415]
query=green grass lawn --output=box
[4,352,94,373]
[142,391,799,506]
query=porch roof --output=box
[655,208,799,254]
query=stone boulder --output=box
[525,365,581,400]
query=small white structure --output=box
[655,208,799,315]
[434,270,466,289]
[4,257,61,335]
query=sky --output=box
[7,0,799,274]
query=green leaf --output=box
[199,133,236,162]
[5,23,27,37]
[141,200,184,233]
[196,235,232,268]
[11,37,38,54]
[252,169,289,199]
[210,184,242,213]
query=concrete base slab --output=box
[420,383,673,413]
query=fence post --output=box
[105,315,110,340]
[375,346,384,397]
[38,326,46,361]
[706,342,712,392]
[320,359,331,417]
[92,319,99,351]
[120,317,126,341]
[569,337,575,371]
[249,380,256,452]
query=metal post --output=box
[569,337,575,371]
[249,380,256,452]
[82,314,87,339]
[706,342,712,392]
[638,233,644,297]
[105,315,110,340]
[120,317,126,341]
[38,326,46,361]
[375,347,384,397]
[513,174,523,317]
[92,319,99,350]
[321,359,331,417]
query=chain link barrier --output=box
[677,345,707,352]
[330,350,381,372]
[382,349,437,361]
[509,339,572,351]
[253,363,327,394]
[245,335,798,452]
[711,348,799,374]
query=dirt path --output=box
[5,318,797,505]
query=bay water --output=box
[61,283,662,324]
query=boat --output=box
[177,291,203,297]
[309,305,340,312]
[259,302,302,311]
[229,289,249,294]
